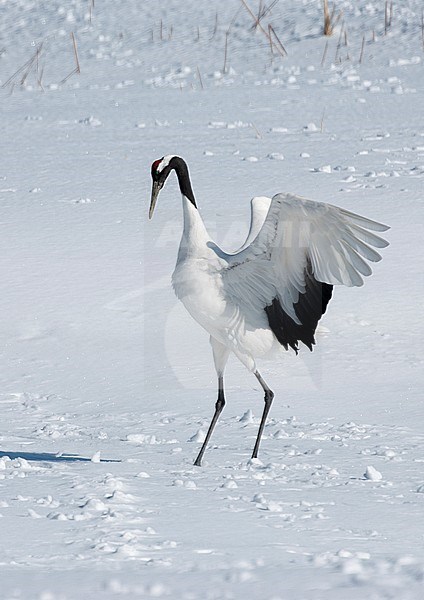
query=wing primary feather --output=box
[348,223,390,249]
[338,207,390,232]
[340,242,373,276]
[342,230,383,262]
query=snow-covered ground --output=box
[1,1,423,598]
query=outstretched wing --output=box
[222,193,390,353]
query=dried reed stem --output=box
[223,31,229,73]
[268,24,287,56]
[324,0,333,35]
[2,42,44,89]
[196,66,204,90]
[251,0,279,31]
[421,9,424,49]
[59,33,81,84]
[210,12,218,40]
[321,40,329,66]
[334,21,344,61]
[240,0,285,57]
[268,24,275,55]
[323,1,342,36]
[359,35,365,63]
[251,122,262,139]
[59,68,78,85]
[385,1,389,34]
[89,0,95,24]
[71,32,80,73]
[385,1,393,34]
[38,65,45,91]
[320,109,326,133]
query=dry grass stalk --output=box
[323,0,333,35]
[59,33,81,84]
[221,6,245,73]
[268,24,275,55]
[71,32,80,73]
[33,45,43,90]
[38,65,45,91]
[21,44,43,85]
[251,122,262,139]
[59,68,78,85]
[240,0,285,58]
[320,108,326,133]
[89,0,95,24]
[421,9,424,49]
[385,2,388,34]
[210,12,218,40]
[251,0,280,31]
[222,30,230,73]
[321,40,329,66]
[255,0,264,30]
[223,31,229,73]
[385,1,393,34]
[323,1,342,36]
[196,66,204,90]
[20,62,33,85]
[359,34,365,63]
[334,21,344,61]
[268,24,287,56]
[2,42,44,89]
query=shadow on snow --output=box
[0,450,121,463]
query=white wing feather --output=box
[222,193,389,323]
[237,196,272,251]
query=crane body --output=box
[172,195,276,368]
[149,155,389,466]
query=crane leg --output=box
[251,370,274,459]
[194,376,225,467]
[194,338,230,467]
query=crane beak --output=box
[149,181,163,219]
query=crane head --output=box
[149,155,175,219]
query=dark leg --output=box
[251,370,274,459]
[194,376,225,467]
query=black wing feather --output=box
[265,260,333,354]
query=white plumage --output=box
[149,155,389,466]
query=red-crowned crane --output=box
[149,155,389,466]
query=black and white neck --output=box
[150,154,210,252]
[153,155,197,208]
